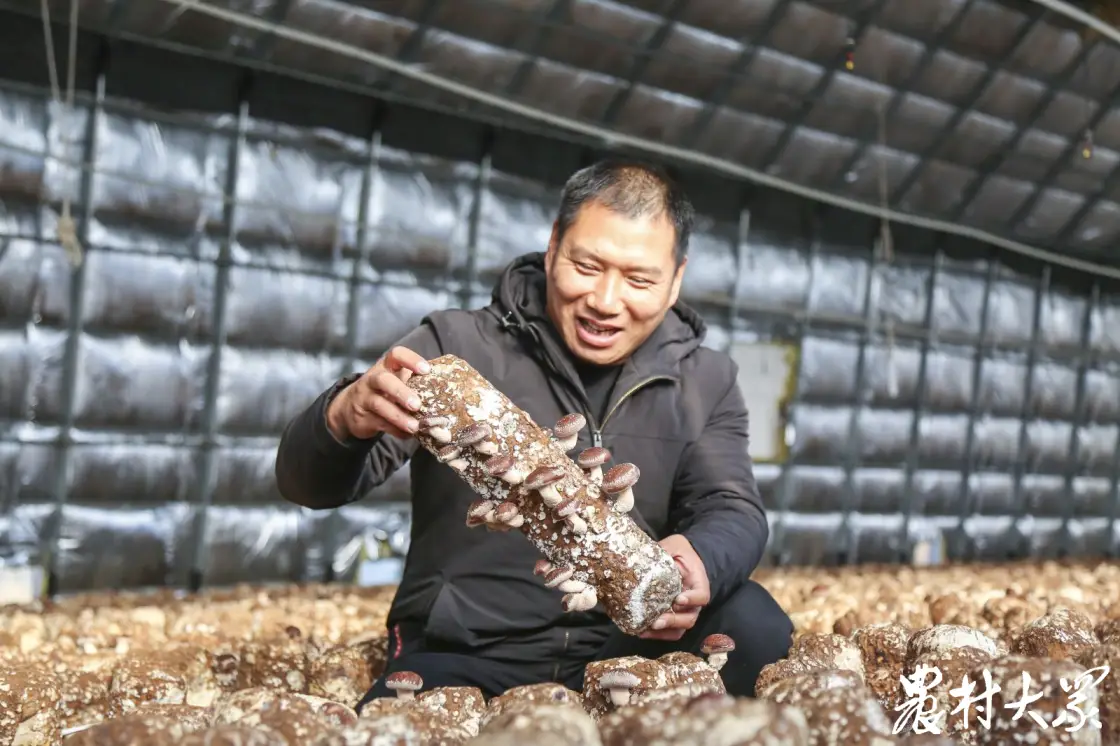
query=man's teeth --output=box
[582,320,612,334]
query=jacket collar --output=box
[489,252,706,383]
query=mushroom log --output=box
[405,354,683,636]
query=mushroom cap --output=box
[554,413,587,438]
[533,559,553,576]
[457,422,492,445]
[213,653,238,674]
[602,463,640,493]
[467,499,496,519]
[483,453,516,477]
[555,498,580,518]
[525,464,565,489]
[599,670,641,689]
[544,566,574,587]
[385,671,423,691]
[701,633,736,654]
[576,447,610,468]
[494,501,520,522]
[686,692,734,713]
[318,701,360,728]
[418,415,450,429]
[436,444,463,463]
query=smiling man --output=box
[275,158,793,707]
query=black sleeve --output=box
[273,322,444,510]
[668,363,770,605]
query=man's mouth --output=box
[578,318,618,334]
[576,317,622,346]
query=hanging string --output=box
[39,0,83,267]
[876,102,894,265]
[876,101,899,399]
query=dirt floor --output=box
[2,559,1118,745]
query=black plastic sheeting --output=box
[1,56,1119,594]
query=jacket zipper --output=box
[503,313,677,448]
[550,376,672,681]
[588,375,676,447]
[552,628,570,682]
[516,318,673,447]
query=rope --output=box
[875,100,899,398]
[39,0,83,267]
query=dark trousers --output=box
[356,579,793,710]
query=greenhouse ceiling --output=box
[11,0,1120,263]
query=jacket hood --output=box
[489,252,707,375]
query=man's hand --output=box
[326,346,431,441]
[641,534,710,641]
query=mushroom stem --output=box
[565,515,588,535]
[613,487,635,513]
[418,417,452,443]
[467,500,497,525]
[539,484,563,507]
[598,670,640,708]
[606,688,630,707]
[500,467,528,485]
[562,586,598,612]
[505,514,525,528]
[449,458,469,471]
[707,652,728,672]
[543,566,575,590]
[473,441,498,456]
[586,465,603,485]
[427,427,452,443]
[396,689,415,701]
[557,434,578,451]
[557,579,587,594]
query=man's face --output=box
[544,201,686,366]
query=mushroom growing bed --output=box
[1,559,1119,745]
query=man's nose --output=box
[588,274,622,314]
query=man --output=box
[275,159,793,709]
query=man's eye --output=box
[629,277,652,287]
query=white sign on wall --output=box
[728,342,798,463]
[0,564,45,606]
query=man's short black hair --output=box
[555,158,695,266]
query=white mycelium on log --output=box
[406,354,684,635]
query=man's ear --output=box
[668,255,688,307]
[545,221,559,275]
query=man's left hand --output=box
[640,534,710,641]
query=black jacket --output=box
[275,253,768,661]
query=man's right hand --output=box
[326,346,432,441]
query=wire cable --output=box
[38,0,83,266]
[122,0,1120,280]
[1032,0,1120,44]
